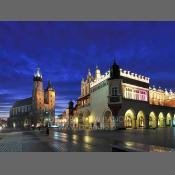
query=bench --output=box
[111,141,175,152]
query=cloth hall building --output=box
[67,61,175,130]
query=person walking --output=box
[46,126,49,135]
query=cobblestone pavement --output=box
[0,130,55,152]
[1,127,175,152]
[36,130,110,152]
[33,127,175,152]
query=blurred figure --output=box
[46,126,49,135]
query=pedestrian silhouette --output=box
[46,126,49,135]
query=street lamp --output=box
[45,111,50,127]
[68,100,74,130]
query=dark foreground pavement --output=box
[0,129,55,152]
[1,127,175,152]
[35,127,175,152]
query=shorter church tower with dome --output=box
[8,67,56,128]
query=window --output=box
[125,88,132,99]
[112,87,118,96]
[129,88,132,99]
[124,87,148,102]
[139,90,147,101]
[136,90,139,100]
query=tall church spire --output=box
[34,67,42,81]
[88,68,91,76]
[47,80,54,90]
[87,68,93,82]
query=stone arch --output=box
[124,109,136,129]
[166,113,172,127]
[149,112,157,128]
[136,111,145,128]
[158,112,165,127]
[78,112,84,129]
[83,110,91,129]
[24,118,30,128]
[173,114,175,127]
[104,110,113,129]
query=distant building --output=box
[55,114,68,127]
[0,118,7,128]
[8,67,56,128]
[65,60,175,130]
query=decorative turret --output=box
[110,59,120,79]
[47,80,54,91]
[153,85,156,90]
[68,100,74,109]
[68,100,74,115]
[95,66,101,80]
[158,86,162,92]
[33,67,42,81]
[81,78,84,84]
[87,68,93,82]
[170,89,173,95]
[88,68,91,77]
[165,88,169,95]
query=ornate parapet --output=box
[120,69,150,84]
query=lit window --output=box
[136,90,139,100]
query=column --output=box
[134,118,137,129]
[145,116,149,129]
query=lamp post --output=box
[45,111,50,127]
[45,111,50,135]
[68,100,74,130]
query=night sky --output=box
[0,21,175,118]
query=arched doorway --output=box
[137,111,145,128]
[173,115,175,127]
[83,110,90,129]
[149,112,157,128]
[124,109,135,129]
[78,113,84,129]
[158,112,165,127]
[166,113,172,127]
[104,111,112,129]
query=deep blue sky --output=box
[0,21,175,118]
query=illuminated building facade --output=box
[8,68,56,128]
[69,60,175,130]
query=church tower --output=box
[32,67,45,113]
[45,80,56,123]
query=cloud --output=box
[1,21,175,117]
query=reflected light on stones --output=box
[83,136,92,144]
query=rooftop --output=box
[12,97,32,108]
